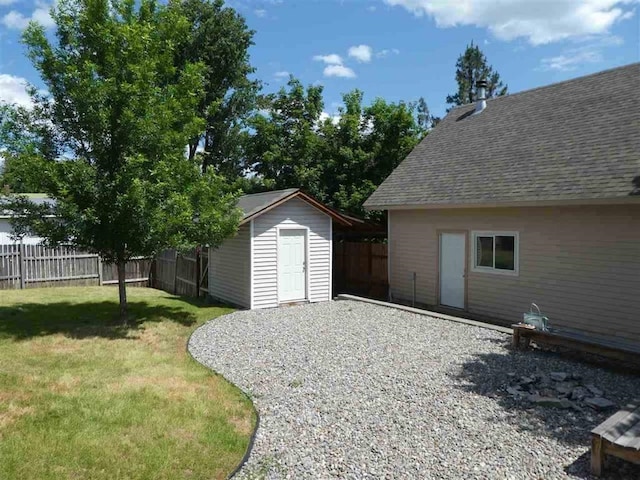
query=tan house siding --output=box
[208,224,251,308]
[389,205,640,347]
[252,197,332,309]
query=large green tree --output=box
[244,77,325,197]
[244,77,427,218]
[0,102,56,193]
[175,0,258,178]
[319,91,426,217]
[446,42,507,109]
[4,0,241,322]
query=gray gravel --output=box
[188,300,640,480]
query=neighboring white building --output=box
[209,188,352,309]
[0,194,50,245]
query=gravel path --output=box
[189,300,640,480]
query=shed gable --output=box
[252,197,331,309]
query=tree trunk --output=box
[117,260,128,325]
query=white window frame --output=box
[471,231,519,276]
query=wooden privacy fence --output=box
[151,243,387,300]
[0,244,151,290]
[333,241,388,300]
[150,248,208,298]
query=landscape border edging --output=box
[186,319,260,480]
[335,294,512,335]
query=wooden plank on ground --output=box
[615,416,640,450]
[592,405,639,438]
[603,440,640,464]
[515,327,640,360]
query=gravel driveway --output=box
[189,300,640,479]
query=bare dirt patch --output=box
[0,404,34,429]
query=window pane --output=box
[476,236,494,267]
[495,235,515,270]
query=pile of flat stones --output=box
[506,371,617,411]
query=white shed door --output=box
[439,233,466,309]
[278,229,307,302]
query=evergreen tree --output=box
[446,42,507,108]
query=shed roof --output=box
[238,189,352,226]
[365,63,640,209]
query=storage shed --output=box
[208,189,352,309]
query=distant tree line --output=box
[0,0,507,320]
[0,2,507,219]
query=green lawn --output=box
[0,287,255,480]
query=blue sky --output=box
[1,0,639,120]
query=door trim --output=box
[435,229,469,310]
[276,226,309,303]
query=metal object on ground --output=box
[523,303,549,331]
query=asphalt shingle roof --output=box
[237,188,300,220]
[237,188,353,226]
[364,63,640,208]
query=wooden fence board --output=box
[152,242,387,301]
[333,241,388,300]
[0,243,150,290]
[150,247,207,298]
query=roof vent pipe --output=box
[474,79,488,114]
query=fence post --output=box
[18,242,26,289]
[173,250,179,295]
[149,258,156,288]
[97,256,103,286]
[195,247,201,298]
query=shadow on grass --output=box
[0,300,198,340]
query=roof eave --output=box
[239,190,353,226]
[364,196,640,211]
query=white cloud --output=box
[376,48,400,58]
[0,74,32,108]
[367,5,377,11]
[274,71,289,78]
[0,0,18,5]
[540,50,601,71]
[254,9,267,17]
[540,35,625,70]
[2,3,55,30]
[319,111,341,125]
[323,64,356,78]
[383,0,637,45]
[348,44,373,63]
[1,11,29,29]
[313,52,360,79]
[313,54,344,65]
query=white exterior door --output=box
[278,229,307,302]
[439,233,466,309]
